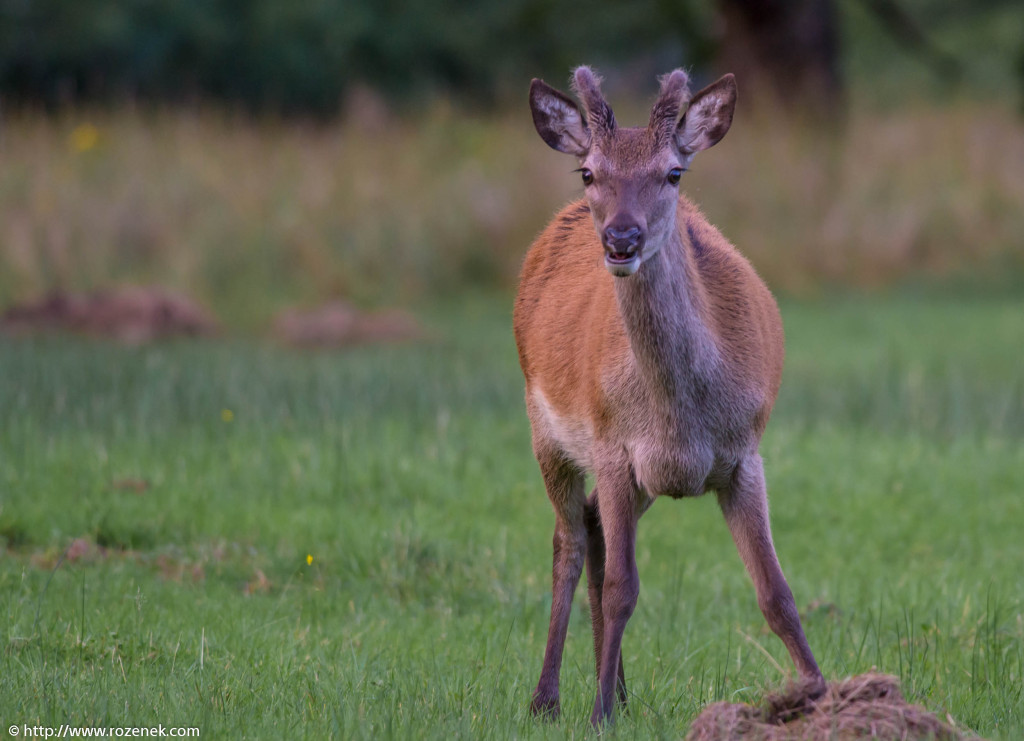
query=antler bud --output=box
[572,66,616,135]
[648,68,691,138]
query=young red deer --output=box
[514,67,824,726]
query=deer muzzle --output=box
[603,224,644,277]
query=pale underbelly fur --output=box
[531,387,732,498]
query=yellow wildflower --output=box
[70,123,99,153]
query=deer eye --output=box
[667,168,683,186]
[580,168,594,186]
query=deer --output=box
[513,66,824,727]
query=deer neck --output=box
[613,232,719,404]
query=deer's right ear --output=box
[530,79,591,156]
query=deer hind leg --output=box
[530,454,587,719]
[717,454,824,689]
[583,488,627,710]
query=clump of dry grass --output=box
[0,286,217,342]
[687,673,973,741]
[0,99,1021,327]
[271,300,424,347]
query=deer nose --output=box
[603,225,643,254]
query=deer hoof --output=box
[802,672,827,701]
[530,692,560,720]
[590,706,614,729]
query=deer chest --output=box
[630,437,709,497]
[627,413,746,498]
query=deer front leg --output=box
[590,464,642,727]
[583,488,627,710]
[531,458,586,719]
[717,454,824,689]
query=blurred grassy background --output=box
[2,99,1022,330]
[1,0,1023,328]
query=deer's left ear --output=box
[676,74,737,156]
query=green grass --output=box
[1,292,1022,739]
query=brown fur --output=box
[516,67,822,727]
[515,195,782,431]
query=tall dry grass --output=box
[700,102,1024,293]
[1,99,1022,326]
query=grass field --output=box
[1,291,1022,739]
[3,100,1023,328]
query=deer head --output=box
[530,67,737,277]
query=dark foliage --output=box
[0,0,713,114]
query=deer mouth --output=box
[604,248,642,276]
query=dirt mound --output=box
[272,300,424,347]
[687,673,972,741]
[1,287,217,343]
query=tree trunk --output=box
[718,0,844,122]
